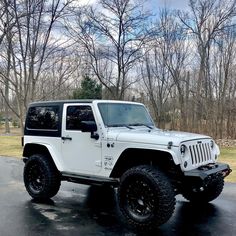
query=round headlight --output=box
[180,145,186,154]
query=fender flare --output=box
[110,147,180,178]
[23,143,63,172]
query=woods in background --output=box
[0,0,236,138]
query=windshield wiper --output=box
[129,123,154,129]
[109,124,134,129]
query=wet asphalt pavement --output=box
[0,156,236,236]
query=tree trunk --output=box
[4,79,10,134]
[4,34,11,134]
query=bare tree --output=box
[178,0,236,132]
[162,10,190,130]
[140,9,190,129]
[211,26,236,138]
[66,0,151,99]
[140,47,173,128]
[0,0,20,133]
[38,49,80,100]
[0,0,73,133]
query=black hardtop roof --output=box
[29,99,95,106]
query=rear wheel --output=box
[118,165,175,231]
[24,154,61,200]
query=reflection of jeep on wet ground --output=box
[22,100,231,231]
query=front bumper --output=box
[184,163,232,180]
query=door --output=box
[61,104,102,174]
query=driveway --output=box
[0,156,236,236]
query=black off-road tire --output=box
[118,165,176,231]
[182,174,224,203]
[24,154,61,200]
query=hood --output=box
[107,128,211,147]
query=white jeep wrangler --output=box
[22,100,231,230]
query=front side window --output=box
[66,105,95,130]
[98,103,154,127]
[26,106,59,130]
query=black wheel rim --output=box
[27,163,45,193]
[124,178,156,221]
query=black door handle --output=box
[61,136,72,141]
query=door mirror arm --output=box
[91,132,99,140]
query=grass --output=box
[0,136,22,158]
[219,148,236,183]
[0,136,235,182]
[0,126,21,136]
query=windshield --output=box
[98,103,154,128]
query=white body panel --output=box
[23,136,65,171]
[61,103,102,174]
[23,100,220,178]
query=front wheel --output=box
[118,165,176,231]
[182,174,224,203]
[24,154,61,200]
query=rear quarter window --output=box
[26,106,59,130]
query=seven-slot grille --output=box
[188,142,212,166]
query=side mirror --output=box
[80,121,97,133]
[80,121,99,140]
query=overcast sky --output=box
[78,0,188,10]
[150,0,189,10]
[79,0,189,10]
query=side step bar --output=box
[61,172,119,187]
